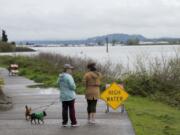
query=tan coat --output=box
[83,71,102,100]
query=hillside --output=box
[17,33,180,45]
[87,33,146,43]
[17,33,147,45]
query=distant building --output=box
[139,41,169,45]
[155,41,169,44]
[139,41,155,45]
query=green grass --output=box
[125,96,180,135]
[0,55,86,93]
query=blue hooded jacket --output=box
[57,73,76,101]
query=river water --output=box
[32,45,180,68]
[1,45,179,69]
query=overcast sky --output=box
[0,0,180,41]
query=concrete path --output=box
[0,68,135,135]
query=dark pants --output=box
[87,100,97,113]
[62,99,77,125]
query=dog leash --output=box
[32,97,59,112]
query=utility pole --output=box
[105,37,109,53]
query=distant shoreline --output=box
[0,41,36,53]
[26,43,180,47]
[123,43,180,46]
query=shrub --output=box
[123,54,180,107]
[0,52,179,107]
[0,41,34,52]
[0,41,15,52]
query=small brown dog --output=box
[25,105,32,120]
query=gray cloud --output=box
[0,0,180,40]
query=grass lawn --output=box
[125,96,180,135]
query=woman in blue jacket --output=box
[57,64,78,127]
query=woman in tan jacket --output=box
[83,62,102,124]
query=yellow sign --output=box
[100,82,128,110]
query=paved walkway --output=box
[0,68,135,135]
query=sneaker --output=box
[71,123,80,127]
[90,120,96,124]
[62,124,68,127]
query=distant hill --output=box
[87,33,147,43]
[17,33,180,45]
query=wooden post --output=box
[105,37,109,53]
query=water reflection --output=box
[37,88,59,95]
